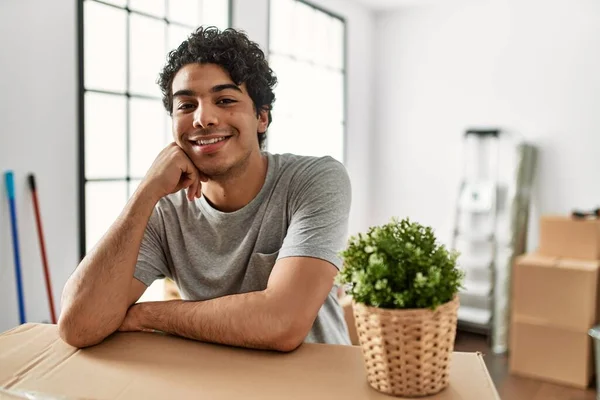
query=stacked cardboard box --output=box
[510,215,600,388]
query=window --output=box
[268,0,346,163]
[79,0,230,257]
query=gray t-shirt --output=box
[133,152,352,345]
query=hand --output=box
[118,304,153,333]
[141,143,208,202]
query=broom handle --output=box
[5,172,26,324]
[28,174,57,324]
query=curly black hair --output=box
[158,26,277,148]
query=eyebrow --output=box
[211,84,242,94]
[172,84,242,98]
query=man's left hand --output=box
[118,303,152,332]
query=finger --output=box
[177,172,193,200]
[196,181,202,199]
[189,168,200,201]
[192,180,200,201]
[187,179,197,202]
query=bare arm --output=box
[58,189,157,347]
[118,257,338,352]
[59,143,205,348]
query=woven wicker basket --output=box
[352,296,459,397]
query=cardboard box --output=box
[509,319,593,388]
[0,323,500,399]
[539,215,600,260]
[512,253,600,331]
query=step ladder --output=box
[451,129,500,339]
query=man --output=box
[59,27,352,352]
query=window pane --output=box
[266,116,293,156]
[324,69,344,124]
[129,0,166,18]
[331,17,345,70]
[130,14,166,97]
[313,10,330,66]
[291,1,315,62]
[269,54,295,119]
[168,0,200,27]
[86,181,127,251]
[269,0,294,54]
[294,61,313,117]
[202,0,229,29]
[130,98,167,177]
[168,24,193,53]
[84,2,126,92]
[326,122,345,163]
[311,65,327,124]
[85,92,127,179]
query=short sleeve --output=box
[133,206,171,286]
[277,157,352,270]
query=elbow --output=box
[271,321,309,353]
[58,320,90,348]
[57,311,108,349]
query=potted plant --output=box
[337,217,464,397]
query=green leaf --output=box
[338,217,464,310]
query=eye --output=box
[217,98,237,105]
[177,103,195,111]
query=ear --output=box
[257,108,269,134]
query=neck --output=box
[201,151,268,213]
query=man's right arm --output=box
[58,143,205,348]
[58,187,159,348]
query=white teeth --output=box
[197,137,227,145]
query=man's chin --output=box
[192,160,230,179]
[192,148,254,180]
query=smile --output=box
[191,136,230,146]
[188,135,232,154]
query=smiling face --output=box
[171,63,269,178]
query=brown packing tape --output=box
[556,258,600,271]
[514,253,557,267]
[515,253,600,271]
[511,314,595,333]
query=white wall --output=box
[0,1,78,332]
[373,0,600,250]
[234,0,376,236]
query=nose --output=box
[193,103,219,129]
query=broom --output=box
[28,174,56,324]
[4,171,26,324]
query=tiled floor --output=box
[454,331,597,400]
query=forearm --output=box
[59,185,159,345]
[133,291,304,352]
